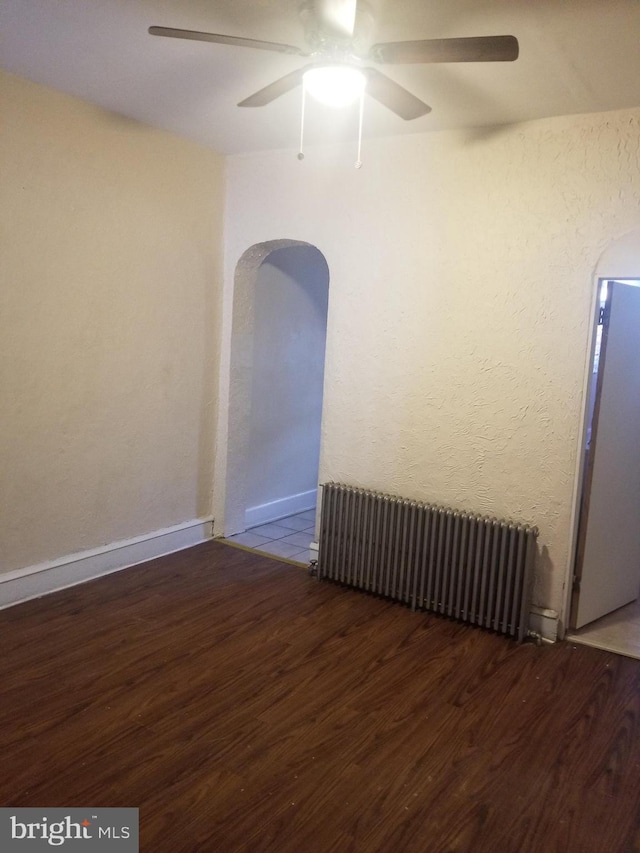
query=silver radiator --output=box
[318,483,538,642]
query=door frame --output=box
[568,279,610,629]
[561,228,640,637]
[562,273,603,637]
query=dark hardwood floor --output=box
[1,540,640,852]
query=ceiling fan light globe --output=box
[303,66,366,107]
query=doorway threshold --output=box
[567,598,640,660]
[223,510,316,566]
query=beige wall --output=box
[219,107,640,623]
[4,65,639,627]
[0,71,224,574]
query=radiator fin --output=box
[318,483,538,642]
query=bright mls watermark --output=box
[0,809,138,851]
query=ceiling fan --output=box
[149,0,519,121]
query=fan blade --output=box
[238,68,310,107]
[316,0,358,39]
[370,35,519,64]
[364,68,431,120]
[148,26,307,57]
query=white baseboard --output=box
[0,517,214,611]
[245,489,316,529]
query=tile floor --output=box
[224,509,317,565]
[567,596,640,660]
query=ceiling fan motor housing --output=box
[299,0,374,57]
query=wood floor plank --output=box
[2,540,640,852]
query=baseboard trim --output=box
[0,517,214,611]
[245,490,316,529]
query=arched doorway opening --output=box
[565,228,640,654]
[223,240,330,540]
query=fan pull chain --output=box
[355,90,364,169]
[297,86,306,161]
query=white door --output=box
[572,281,640,629]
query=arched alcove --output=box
[224,239,330,536]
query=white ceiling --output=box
[2,0,640,155]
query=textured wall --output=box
[0,71,224,574]
[219,107,640,621]
[596,230,640,277]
